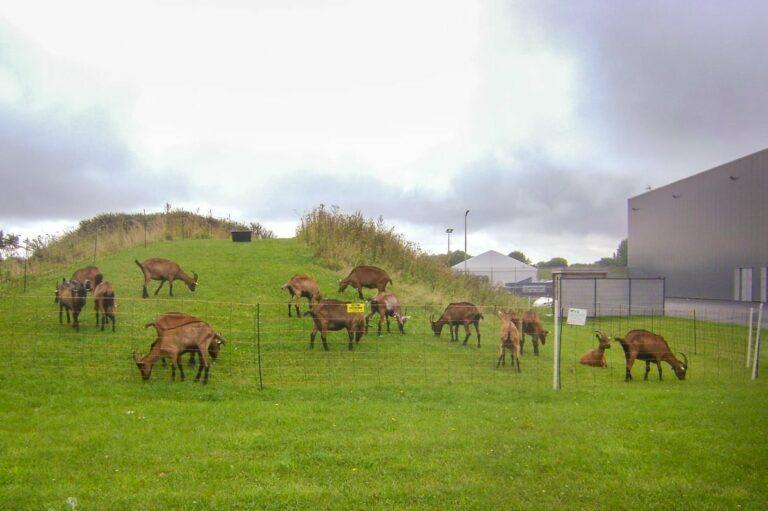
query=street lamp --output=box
[445,228,453,261]
[464,210,470,274]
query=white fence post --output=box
[753,303,763,380]
[553,298,561,390]
[746,307,754,368]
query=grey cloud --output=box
[514,0,768,176]
[251,152,635,238]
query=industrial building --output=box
[628,148,768,302]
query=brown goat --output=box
[71,266,103,292]
[365,291,409,335]
[134,316,224,383]
[282,274,322,317]
[614,329,689,382]
[430,302,483,347]
[135,258,198,298]
[93,281,116,332]
[579,331,611,368]
[304,299,366,351]
[145,312,223,367]
[54,278,87,331]
[496,310,521,371]
[521,309,549,356]
[339,266,392,300]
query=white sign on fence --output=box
[567,308,588,326]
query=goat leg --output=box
[154,280,165,295]
[644,361,651,381]
[475,322,481,348]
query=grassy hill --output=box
[0,237,767,510]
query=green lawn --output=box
[1,238,766,510]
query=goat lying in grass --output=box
[579,331,611,368]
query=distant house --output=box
[452,250,538,287]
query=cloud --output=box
[248,150,635,239]
[0,28,187,222]
[513,0,768,175]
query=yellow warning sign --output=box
[347,303,365,313]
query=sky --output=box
[1,0,767,263]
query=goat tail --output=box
[134,259,144,272]
[388,278,393,286]
[479,313,485,320]
[94,273,104,287]
[144,321,159,332]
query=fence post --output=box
[553,298,561,390]
[23,243,28,293]
[752,303,763,380]
[692,309,698,355]
[746,307,754,368]
[256,303,263,390]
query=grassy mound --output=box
[0,237,766,509]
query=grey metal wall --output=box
[628,148,768,301]
[559,278,665,317]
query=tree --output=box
[593,239,627,267]
[536,257,568,268]
[507,250,531,264]
[448,250,471,266]
[0,231,20,260]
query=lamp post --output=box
[445,228,453,263]
[464,210,470,274]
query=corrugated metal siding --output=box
[629,148,768,300]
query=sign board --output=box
[346,303,365,313]
[567,308,588,326]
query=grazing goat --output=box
[135,258,198,298]
[71,266,103,292]
[282,274,322,317]
[339,266,392,300]
[134,316,224,383]
[93,281,116,332]
[579,331,611,368]
[496,310,521,372]
[430,302,483,348]
[365,291,409,335]
[614,329,689,382]
[521,309,549,356]
[145,312,223,367]
[54,278,87,331]
[304,299,366,351]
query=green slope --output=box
[0,238,766,510]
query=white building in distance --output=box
[452,250,537,287]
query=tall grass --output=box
[296,205,520,305]
[0,209,273,286]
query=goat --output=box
[339,265,392,300]
[521,309,549,356]
[282,274,322,317]
[496,309,521,371]
[614,329,689,382]
[365,291,409,335]
[304,299,366,351]
[71,266,103,292]
[579,331,611,368]
[430,302,483,348]
[54,278,87,331]
[93,281,116,332]
[135,258,198,298]
[134,317,224,383]
[145,312,223,367]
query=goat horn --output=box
[132,351,141,364]
[679,352,689,369]
[429,313,435,324]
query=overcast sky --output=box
[2,0,767,263]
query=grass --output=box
[1,238,767,510]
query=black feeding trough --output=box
[231,230,252,242]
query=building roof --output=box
[451,250,536,271]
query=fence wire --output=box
[0,295,764,388]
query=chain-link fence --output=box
[1,294,764,388]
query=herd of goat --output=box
[52,259,688,384]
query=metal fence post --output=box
[553,297,561,390]
[256,303,263,390]
[753,303,763,380]
[746,307,754,368]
